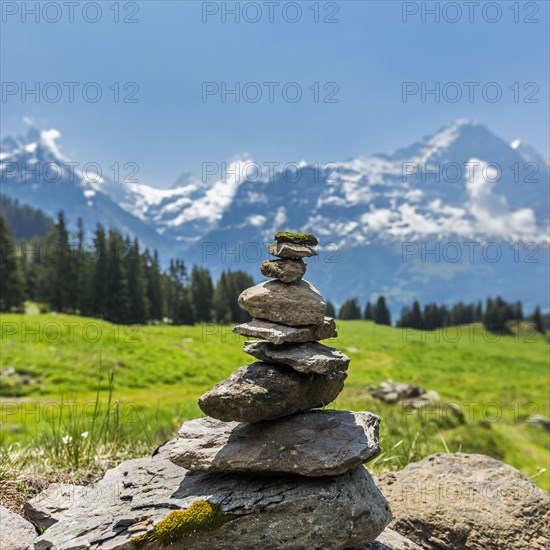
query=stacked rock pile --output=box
[168,232,392,547]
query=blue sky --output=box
[2,1,549,187]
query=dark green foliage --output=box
[373,296,391,326]
[213,271,254,323]
[191,267,214,323]
[274,232,318,246]
[363,302,373,320]
[531,306,545,334]
[326,300,336,318]
[339,298,362,320]
[0,195,53,240]
[0,215,24,311]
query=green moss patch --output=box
[131,500,230,546]
[275,232,318,246]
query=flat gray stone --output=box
[238,279,326,326]
[268,241,317,258]
[169,410,380,476]
[198,362,346,422]
[351,528,422,549]
[0,505,37,550]
[233,316,338,344]
[35,442,392,550]
[24,483,87,530]
[260,258,306,283]
[243,340,350,375]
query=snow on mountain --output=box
[1,120,548,310]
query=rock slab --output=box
[233,316,337,344]
[243,340,350,374]
[199,362,346,422]
[169,410,380,476]
[238,279,326,327]
[260,258,306,283]
[24,482,87,530]
[352,528,422,549]
[379,453,550,550]
[35,442,392,550]
[0,505,37,550]
[268,241,317,258]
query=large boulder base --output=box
[169,410,380,476]
[233,316,337,344]
[243,340,350,374]
[238,279,326,326]
[378,453,550,550]
[268,241,317,258]
[35,442,392,550]
[198,362,346,422]
[260,258,306,283]
[0,505,37,550]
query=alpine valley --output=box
[2,120,548,314]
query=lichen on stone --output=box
[275,232,318,246]
[131,500,230,547]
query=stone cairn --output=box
[168,232,392,547]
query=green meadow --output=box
[1,313,548,490]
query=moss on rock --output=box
[274,232,318,246]
[131,500,230,547]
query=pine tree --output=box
[213,272,232,323]
[125,238,150,324]
[373,296,391,326]
[92,225,109,318]
[146,250,164,321]
[106,230,130,323]
[339,298,362,320]
[326,301,336,318]
[41,212,75,312]
[191,266,213,322]
[532,306,544,333]
[364,302,373,320]
[0,215,24,311]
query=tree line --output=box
[0,210,253,324]
[336,297,392,325]
[396,297,545,334]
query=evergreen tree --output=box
[92,226,109,318]
[212,271,232,323]
[0,215,24,311]
[532,306,544,334]
[145,250,164,321]
[373,296,391,326]
[339,298,362,320]
[41,212,75,312]
[106,230,130,323]
[125,238,150,323]
[364,302,373,320]
[326,301,336,318]
[191,266,214,322]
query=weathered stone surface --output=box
[0,505,37,550]
[351,528,422,549]
[35,442,392,550]
[238,279,326,326]
[24,483,87,530]
[169,410,380,476]
[243,340,350,375]
[268,241,317,259]
[199,362,346,422]
[378,453,550,550]
[260,258,306,283]
[233,316,338,344]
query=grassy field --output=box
[1,313,549,492]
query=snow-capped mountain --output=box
[1,120,548,311]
